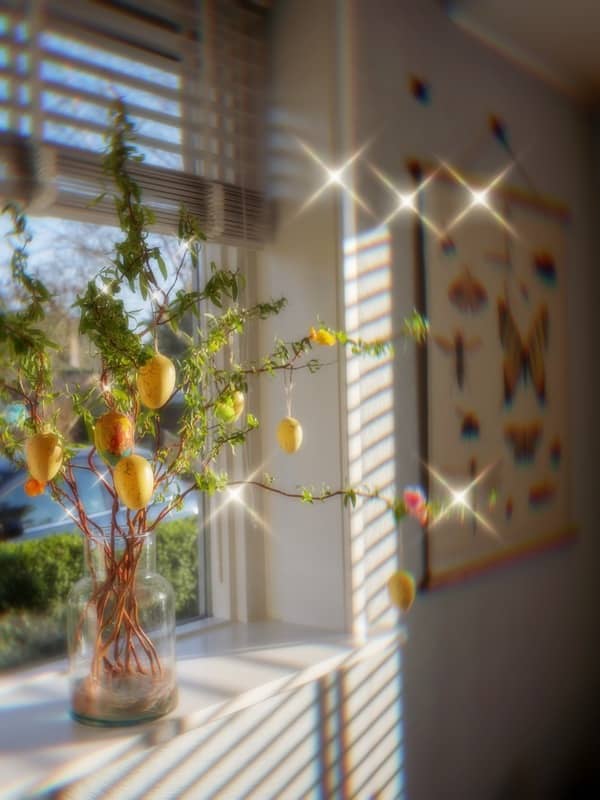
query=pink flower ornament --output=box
[403,486,428,526]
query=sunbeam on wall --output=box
[343,226,400,635]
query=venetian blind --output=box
[0,0,266,245]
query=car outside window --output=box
[0,482,59,531]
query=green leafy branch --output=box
[225,478,433,525]
[0,102,435,572]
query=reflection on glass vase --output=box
[67,527,177,726]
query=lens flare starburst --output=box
[296,139,372,216]
[370,162,443,235]
[442,162,516,236]
[425,460,500,539]
[203,461,271,532]
[370,159,516,241]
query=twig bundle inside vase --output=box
[67,522,176,726]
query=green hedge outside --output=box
[0,516,200,670]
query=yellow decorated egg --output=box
[276,417,303,454]
[231,391,245,422]
[25,432,63,482]
[387,570,416,612]
[137,353,176,409]
[114,454,154,510]
[94,411,134,465]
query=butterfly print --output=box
[497,299,549,405]
[409,75,431,104]
[440,235,456,255]
[448,268,488,313]
[489,114,509,147]
[505,497,514,520]
[434,331,481,389]
[504,422,542,463]
[533,251,557,287]
[459,410,480,439]
[529,480,556,508]
[549,437,562,468]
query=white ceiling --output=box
[447,0,600,105]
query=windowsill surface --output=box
[0,619,405,799]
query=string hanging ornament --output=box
[276,367,303,454]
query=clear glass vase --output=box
[67,528,177,726]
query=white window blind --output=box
[0,0,266,245]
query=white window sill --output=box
[0,619,405,799]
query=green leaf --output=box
[392,499,407,522]
[156,253,168,280]
[301,488,314,504]
[343,489,357,509]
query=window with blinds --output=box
[0,0,266,245]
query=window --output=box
[0,0,268,669]
[0,213,208,669]
[0,0,266,244]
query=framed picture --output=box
[412,162,576,587]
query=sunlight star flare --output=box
[441,162,516,236]
[471,189,488,206]
[296,139,372,215]
[424,460,500,538]
[202,460,272,533]
[369,162,443,235]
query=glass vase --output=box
[67,527,177,726]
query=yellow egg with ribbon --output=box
[137,353,176,409]
[25,432,63,482]
[277,417,303,454]
[387,570,416,611]
[114,454,154,510]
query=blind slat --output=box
[0,0,267,246]
[45,0,193,61]
[38,77,260,131]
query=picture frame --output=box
[411,161,576,587]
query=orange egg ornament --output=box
[94,411,134,465]
[24,477,46,497]
[114,454,154,510]
[25,432,63,482]
[137,353,176,409]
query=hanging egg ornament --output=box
[24,477,46,497]
[231,391,245,422]
[277,416,303,454]
[215,391,245,424]
[387,570,416,612]
[137,353,176,409]
[114,454,154,510]
[25,432,63,482]
[94,411,134,466]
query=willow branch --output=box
[227,479,392,508]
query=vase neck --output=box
[85,530,156,578]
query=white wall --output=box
[261,0,600,796]
[257,0,349,630]
[349,1,600,797]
